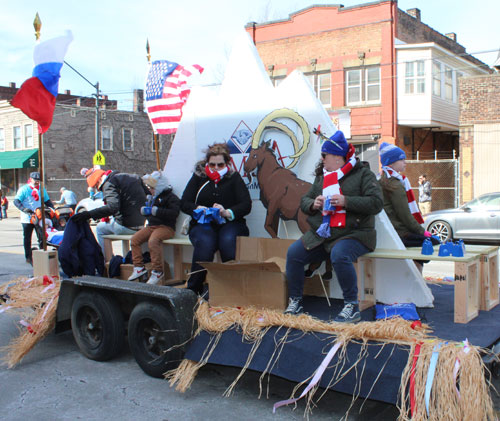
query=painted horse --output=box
[244,141,311,238]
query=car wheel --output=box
[128,302,184,378]
[71,291,125,361]
[429,220,452,243]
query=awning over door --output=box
[0,149,39,170]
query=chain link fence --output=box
[406,159,459,212]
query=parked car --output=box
[75,197,105,214]
[424,192,500,243]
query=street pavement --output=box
[0,217,497,420]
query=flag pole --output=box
[34,13,47,251]
[147,38,161,171]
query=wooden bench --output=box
[101,234,193,285]
[357,246,499,324]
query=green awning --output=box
[0,149,39,170]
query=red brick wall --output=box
[459,74,500,124]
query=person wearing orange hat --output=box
[72,166,150,252]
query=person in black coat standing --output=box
[128,171,181,285]
[181,143,252,295]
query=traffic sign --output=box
[93,151,106,166]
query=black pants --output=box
[22,223,43,259]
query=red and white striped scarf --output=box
[321,145,357,228]
[382,166,424,224]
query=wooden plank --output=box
[357,258,375,311]
[454,260,479,323]
[103,238,114,262]
[365,248,478,263]
[480,251,499,311]
[33,250,59,278]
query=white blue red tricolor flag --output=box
[145,60,203,135]
[10,31,73,134]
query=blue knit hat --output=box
[321,130,349,157]
[379,142,406,166]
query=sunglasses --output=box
[208,162,226,169]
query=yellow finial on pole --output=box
[146,38,151,63]
[33,12,42,40]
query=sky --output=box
[1,0,499,110]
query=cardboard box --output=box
[236,237,294,261]
[303,275,330,298]
[201,260,287,311]
[105,262,153,281]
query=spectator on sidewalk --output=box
[55,187,78,210]
[72,166,149,252]
[1,193,8,219]
[13,172,54,265]
[418,174,432,215]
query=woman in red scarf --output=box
[181,143,252,295]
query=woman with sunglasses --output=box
[284,131,383,322]
[181,142,252,295]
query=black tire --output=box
[428,220,452,243]
[71,291,125,361]
[128,302,184,378]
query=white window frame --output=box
[0,128,5,151]
[24,124,33,148]
[432,61,441,97]
[404,60,425,94]
[101,126,113,151]
[272,77,285,87]
[13,126,21,150]
[455,71,463,102]
[122,128,133,152]
[444,65,453,101]
[345,66,381,106]
[305,72,331,107]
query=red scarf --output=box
[30,185,39,201]
[382,166,424,224]
[205,164,228,184]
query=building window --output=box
[345,66,380,106]
[0,128,4,151]
[24,124,33,148]
[123,128,133,151]
[445,66,453,101]
[456,71,463,100]
[432,61,441,97]
[101,126,113,151]
[305,72,331,107]
[151,134,162,152]
[13,126,21,149]
[272,77,285,87]
[404,60,425,94]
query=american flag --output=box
[145,60,204,134]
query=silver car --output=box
[424,192,500,243]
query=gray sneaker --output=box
[284,297,303,315]
[128,266,147,281]
[334,302,361,323]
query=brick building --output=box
[245,1,490,164]
[0,86,171,202]
[459,73,500,202]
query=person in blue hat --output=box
[284,130,383,322]
[378,142,439,271]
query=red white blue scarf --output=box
[382,166,424,224]
[316,144,356,238]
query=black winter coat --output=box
[58,219,105,278]
[181,163,251,223]
[88,171,149,229]
[146,187,181,229]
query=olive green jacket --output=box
[300,161,384,252]
[379,172,425,238]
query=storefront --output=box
[0,149,39,195]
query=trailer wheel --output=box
[71,291,125,361]
[128,302,183,378]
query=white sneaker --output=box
[147,270,164,285]
[128,266,147,281]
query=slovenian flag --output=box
[10,31,73,134]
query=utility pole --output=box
[62,61,101,154]
[146,38,161,170]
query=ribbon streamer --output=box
[410,342,422,417]
[453,339,471,399]
[19,319,36,334]
[424,342,443,415]
[273,340,343,413]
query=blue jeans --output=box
[96,220,137,253]
[187,221,249,294]
[286,238,369,303]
